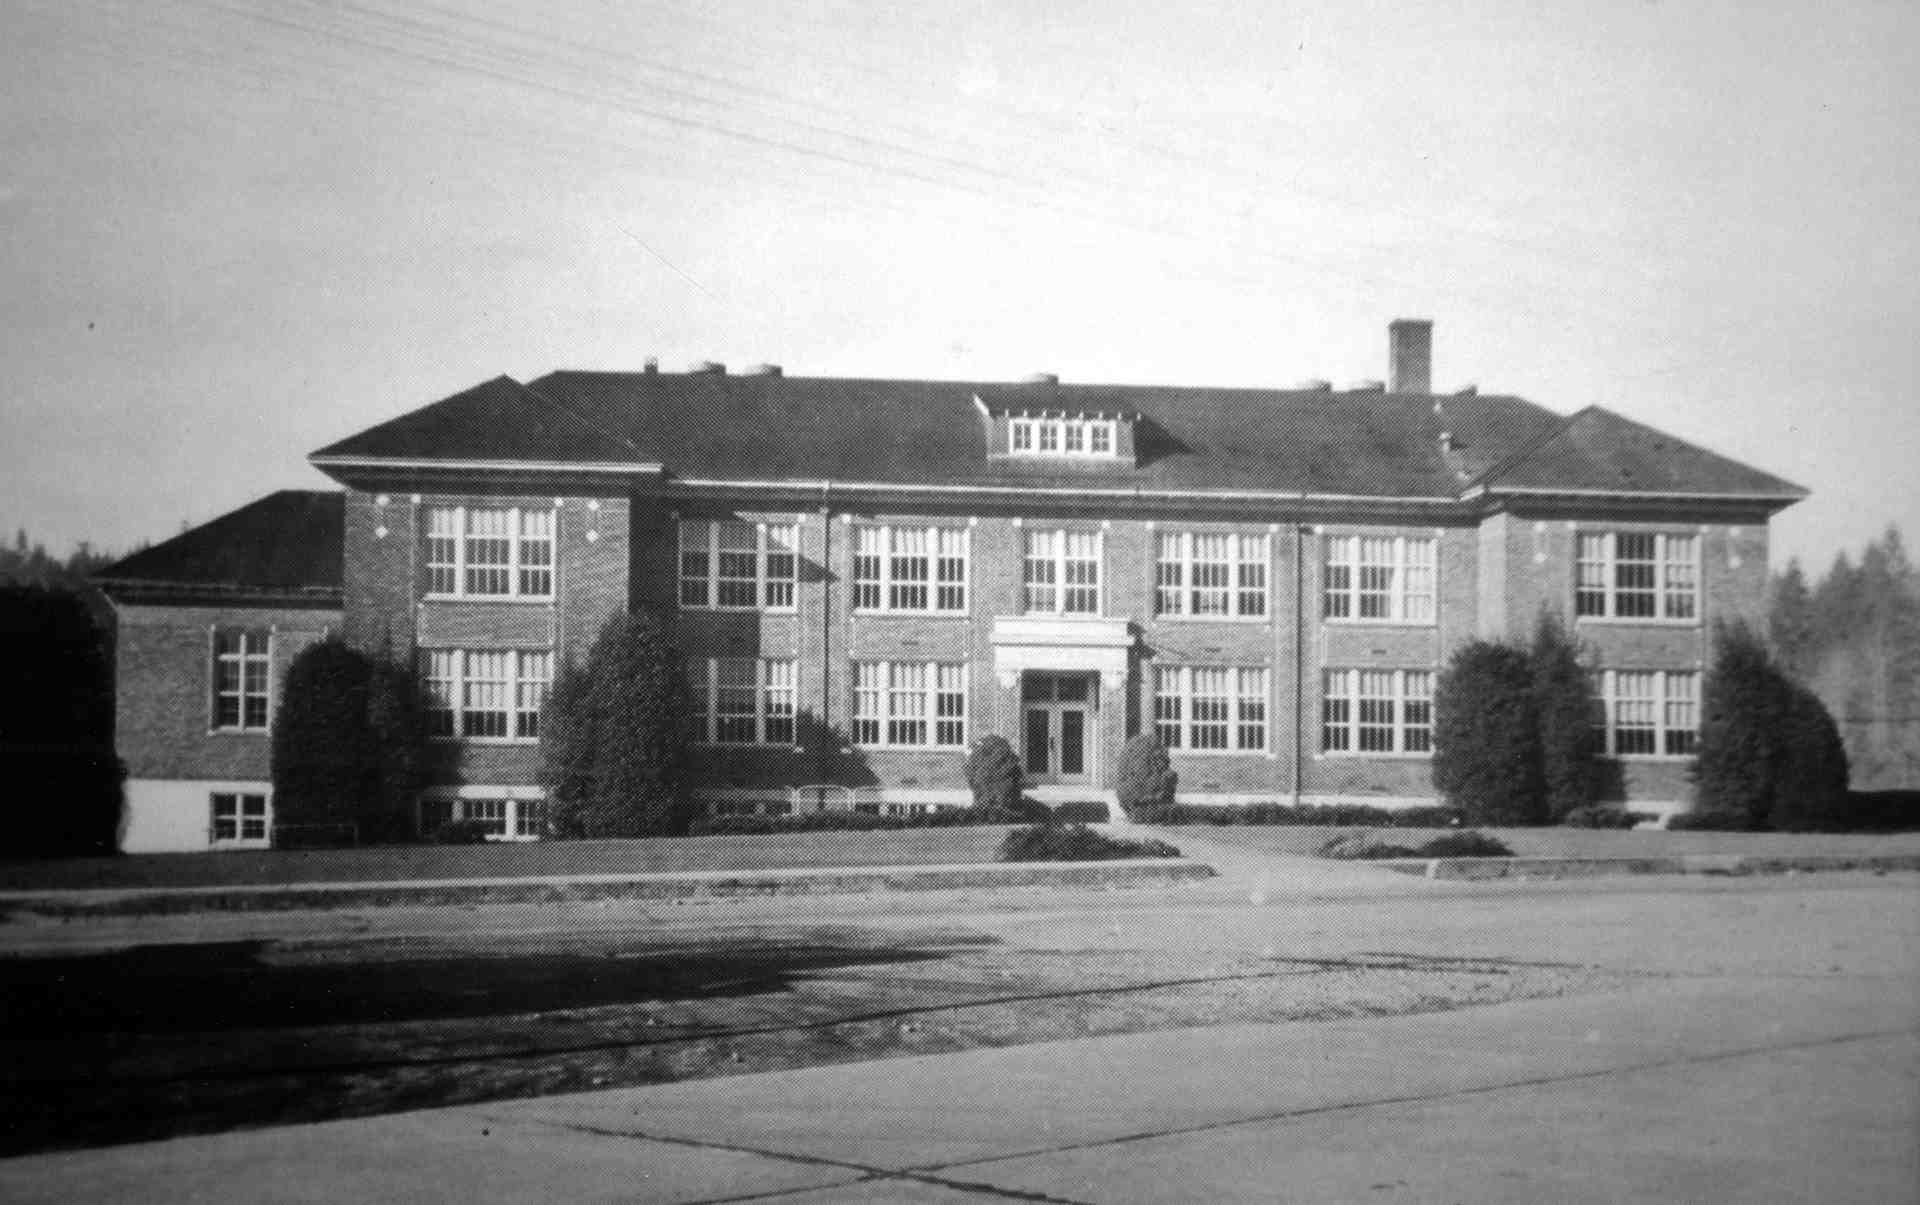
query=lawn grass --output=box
[1152,825,1920,860]
[0,828,1019,893]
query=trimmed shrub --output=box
[998,823,1179,862]
[688,807,1031,837]
[1560,805,1654,829]
[1769,682,1852,831]
[965,735,1023,814]
[1316,830,1512,859]
[1666,810,1755,832]
[1050,800,1113,824]
[1532,610,1602,821]
[271,638,426,843]
[1115,734,1176,819]
[1433,641,1547,826]
[1418,831,1513,858]
[428,819,495,845]
[540,611,690,838]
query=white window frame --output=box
[1154,531,1269,620]
[852,525,969,614]
[851,661,967,749]
[423,648,554,743]
[1007,415,1120,459]
[210,627,272,732]
[686,657,799,746]
[1594,669,1699,758]
[1575,532,1700,622]
[423,504,555,600]
[418,792,545,842]
[1153,665,1269,753]
[209,791,270,847]
[1322,534,1438,625]
[678,519,800,611]
[1321,668,1434,756]
[1023,528,1103,615]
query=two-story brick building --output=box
[99,321,1805,849]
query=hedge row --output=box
[687,806,1039,837]
[999,824,1179,862]
[1130,802,1464,828]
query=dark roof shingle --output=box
[96,490,343,598]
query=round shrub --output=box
[1560,805,1654,829]
[998,823,1178,862]
[1115,733,1177,820]
[964,735,1024,814]
[1417,831,1513,858]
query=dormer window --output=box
[1008,415,1119,459]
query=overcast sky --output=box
[3,0,1915,572]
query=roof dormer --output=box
[975,393,1139,466]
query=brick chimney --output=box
[1388,319,1432,394]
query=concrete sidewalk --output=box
[4,974,1912,1204]
[0,857,1212,918]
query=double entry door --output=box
[1023,672,1096,786]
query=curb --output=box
[0,859,1214,919]
[1372,853,1920,881]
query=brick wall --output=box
[113,601,339,780]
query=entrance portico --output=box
[990,616,1132,797]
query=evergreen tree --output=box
[1115,733,1177,819]
[1433,640,1546,825]
[1768,559,1817,680]
[538,611,689,837]
[271,638,426,842]
[1530,609,1601,820]
[964,734,1024,814]
[1695,620,1852,829]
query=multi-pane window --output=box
[1321,669,1433,754]
[686,657,797,745]
[1594,669,1698,756]
[424,506,554,598]
[1323,535,1437,622]
[852,662,966,748]
[853,526,968,613]
[1155,531,1268,618]
[420,794,544,841]
[1576,532,1699,620]
[679,520,799,610]
[210,792,269,845]
[1008,415,1118,458]
[1153,665,1268,752]
[212,628,271,731]
[1023,529,1101,614]
[424,649,552,740]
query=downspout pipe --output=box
[1293,524,1306,804]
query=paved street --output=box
[1,865,1915,1202]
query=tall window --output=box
[424,649,552,740]
[853,525,968,613]
[210,792,269,846]
[1322,669,1433,754]
[686,657,797,745]
[1594,669,1698,756]
[425,505,554,598]
[1008,415,1118,458]
[212,628,271,731]
[679,520,799,610]
[1323,535,1436,622]
[1023,529,1101,614]
[1155,531,1268,618]
[1576,532,1699,620]
[1153,665,1268,752]
[852,662,966,748]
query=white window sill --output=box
[680,605,800,615]
[1603,753,1697,763]
[1315,751,1434,761]
[429,736,540,746]
[852,609,970,619]
[207,727,269,737]
[1165,747,1270,758]
[423,594,554,605]
[695,742,803,751]
[1151,614,1271,625]
[1321,618,1439,629]
[853,744,967,754]
[1574,617,1700,628]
